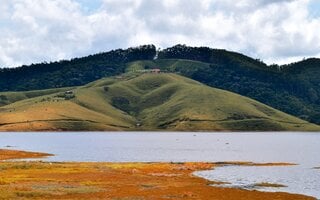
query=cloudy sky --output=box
[1,0,320,68]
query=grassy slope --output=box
[0,73,319,131]
[127,58,320,125]
[126,59,211,76]
[0,87,75,106]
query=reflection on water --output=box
[0,132,319,198]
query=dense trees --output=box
[0,45,156,91]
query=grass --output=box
[0,149,53,161]
[0,150,315,200]
[126,59,211,76]
[0,87,74,107]
[0,72,319,131]
[0,161,315,200]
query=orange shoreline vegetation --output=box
[0,150,316,200]
[0,149,53,161]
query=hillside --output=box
[1,45,320,126]
[127,52,320,125]
[0,73,319,131]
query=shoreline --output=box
[0,149,316,200]
[0,149,53,161]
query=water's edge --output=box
[1,132,319,198]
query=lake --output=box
[1,132,319,199]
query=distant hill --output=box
[0,44,320,125]
[0,73,318,131]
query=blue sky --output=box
[77,0,102,12]
[309,0,320,17]
[0,0,320,68]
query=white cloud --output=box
[0,0,320,67]
[0,0,93,67]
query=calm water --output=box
[1,132,319,198]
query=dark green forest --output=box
[0,45,156,91]
[1,44,320,125]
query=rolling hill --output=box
[126,53,320,125]
[0,73,319,131]
[1,45,320,126]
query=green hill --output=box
[1,45,320,126]
[126,54,320,125]
[0,73,319,131]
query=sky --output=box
[0,0,320,68]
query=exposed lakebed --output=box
[1,132,319,199]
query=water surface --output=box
[1,132,319,198]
